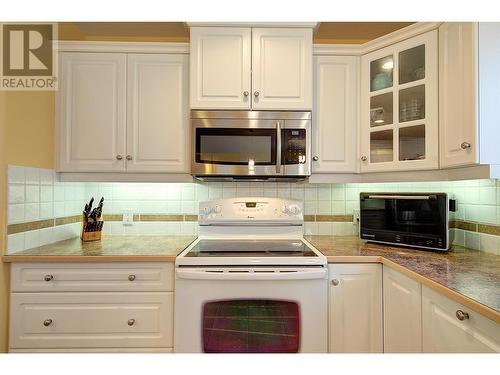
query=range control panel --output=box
[198,197,303,224]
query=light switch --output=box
[123,209,134,226]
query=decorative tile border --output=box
[449,220,500,236]
[7,214,201,235]
[305,214,353,222]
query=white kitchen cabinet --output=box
[9,262,175,353]
[439,22,500,168]
[127,54,189,172]
[252,28,312,110]
[422,285,500,353]
[190,27,251,109]
[10,292,173,350]
[383,266,422,353]
[312,55,358,173]
[57,50,190,174]
[58,52,127,172]
[328,264,383,353]
[190,26,312,110]
[360,30,438,172]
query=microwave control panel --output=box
[282,129,306,164]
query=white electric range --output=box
[174,197,328,353]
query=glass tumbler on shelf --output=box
[400,101,408,122]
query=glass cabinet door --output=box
[362,30,438,171]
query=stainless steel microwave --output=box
[359,192,451,251]
[191,110,311,181]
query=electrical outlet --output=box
[123,209,134,226]
[353,209,360,224]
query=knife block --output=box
[81,214,104,242]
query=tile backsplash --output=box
[5,164,500,255]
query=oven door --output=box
[192,119,282,177]
[174,267,328,353]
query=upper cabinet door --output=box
[252,28,312,110]
[58,53,127,172]
[127,54,189,173]
[190,27,251,109]
[312,55,358,173]
[439,23,479,168]
[360,30,438,172]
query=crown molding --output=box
[187,22,317,29]
[55,41,190,54]
[313,22,443,56]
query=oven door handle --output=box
[176,268,327,281]
[276,121,282,174]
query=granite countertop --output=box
[2,236,197,262]
[2,234,499,322]
[305,235,500,321]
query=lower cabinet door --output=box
[328,264,383,353]
[9,292,173,350]
[383,267,422,353]
[422,286,500,353]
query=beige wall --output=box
[0,91,11,352]
[4,92,55,169]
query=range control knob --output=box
[214,205,222,214]
[203,206,212,214]
[282,205,301,215]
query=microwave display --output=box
[282,129,306,164]
[359,193,449,250]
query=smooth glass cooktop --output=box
[185,240,318,258]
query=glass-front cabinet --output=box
[360,30,438,172]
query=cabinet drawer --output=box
[11,262,174,292]
[9,292,173,349]
[422,286,500,353]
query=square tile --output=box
[8,165,25,184]
[8,204,25,224]
[40,169,54,185]
[39,227,54,246]
[8,184,25,204]
[40,186,53,202]
[24,230,40,250]
[25,185,40,203]
[465,231,480,250]
[40,202,54,219]
[7,233,25,254]
[25,167,40,185]
[25,203,40,221]
[479,233,498,255]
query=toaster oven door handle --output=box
[276,121,282,174]
[367,195,437,200]
[176,268,327,281]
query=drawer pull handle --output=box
[456,310,469,321]
[331,279,339,286]
[44,275,54,282]
[128,319,136,326]
[128,275,136,281]
[43,319,53,327]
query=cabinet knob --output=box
[116,155,123,160]
[361,156,367,162]
[243,91,249,97]
[126,155,133,161]
[43,319,53,327]
[254,91,260,97]
[44,274,53,282]
[456,310,469,321]
[331,279,339,286]
[128,274,136,282]
[461,142,471,150]
[128,319,136,326]
[312,156,319,161]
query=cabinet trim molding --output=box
[56,41,190,54]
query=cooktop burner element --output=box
[185,239,318,258]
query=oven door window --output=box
[202,300,300,353]
[196,128,277,165]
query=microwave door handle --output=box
[367,195,436,200]
[276,121,281,174]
